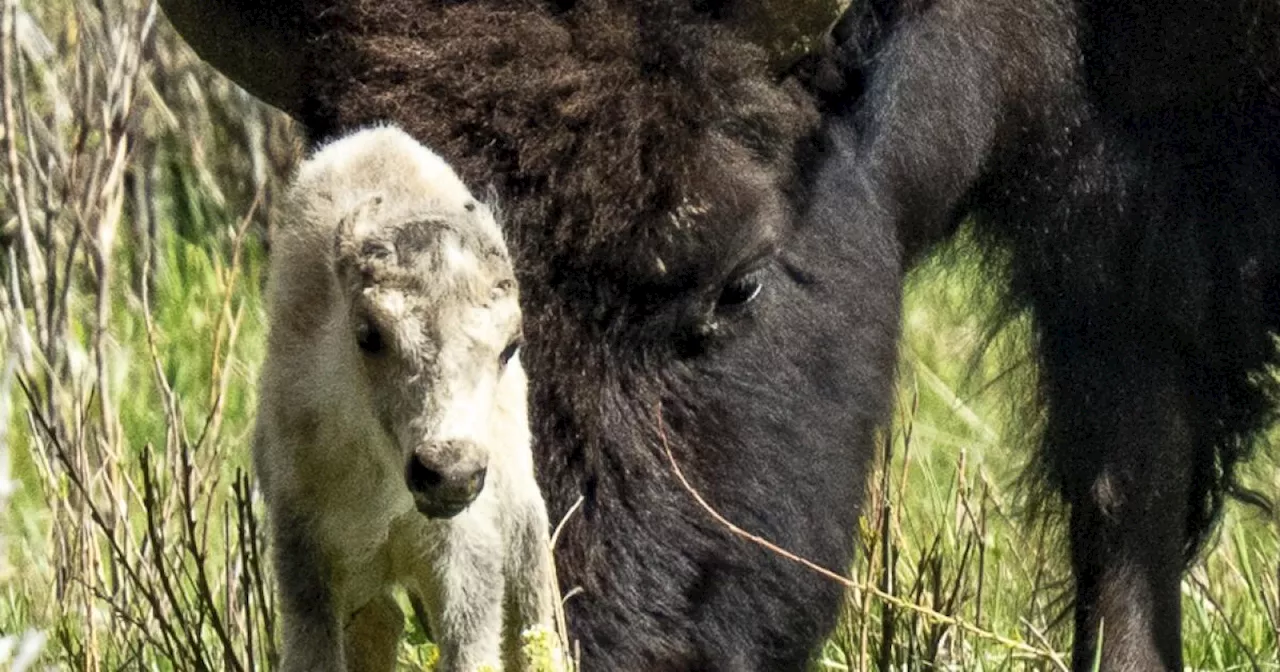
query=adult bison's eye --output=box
[356,320,385,356]
[499,336,523,368]
[716,268,765,313]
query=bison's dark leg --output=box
[998,123,1280,670]
[1038,332,1190,671]
[824,3,1206,667]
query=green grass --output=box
[1,1,1277,670]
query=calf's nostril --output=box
[406,456,444,493]
[465,468,487,498]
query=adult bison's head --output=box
[161,0,901,668]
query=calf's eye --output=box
[356,321,385,355]
[499,337,523,368]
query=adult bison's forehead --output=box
[299,0,821,312]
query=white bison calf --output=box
[254,125,556,672]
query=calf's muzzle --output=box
[405,440,487,519]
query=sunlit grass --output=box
[819,240,1280,670]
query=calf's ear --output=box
[157,0,307,117]
[333,195,397,290]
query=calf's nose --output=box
[405,441,487,518]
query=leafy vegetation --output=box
[0,1,1275,670]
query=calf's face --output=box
[333,200,522,519]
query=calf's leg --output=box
[502,494,558,669]
[271,505,346,672]
[344,592,404,672]
[419,518,507,672]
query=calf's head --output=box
[295,127,523,518]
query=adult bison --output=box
[159,0,1280,670]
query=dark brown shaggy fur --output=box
[299,0,816,272]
